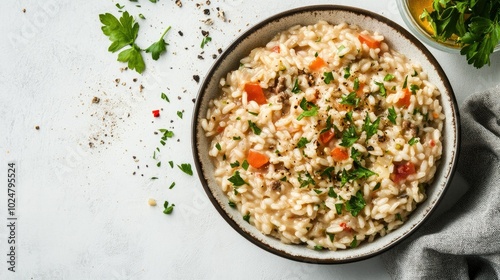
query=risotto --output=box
[201,21,444,250]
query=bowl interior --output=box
[192,5,460,264]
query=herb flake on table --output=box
[163,201,175,214]
[177,163,193,176]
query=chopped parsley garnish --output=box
[233,136,241,140]
[298,172,315,188]
[248,111,258,116]
[363,115,380,141]
[200,36,212,49]
[327,232,335,242]
[248,120,262,135]
[350,147,362,162]
[228,171,247,186]
[388,106,397,124]
[314,245,324,250]
[340,162,377,186]
[321,167,335,181]
[280,176,287,182]
[161,92,170,102]
[323,71,334,84]
[396,213,403,221]
[403,75,408,89]
[151,177,158,180]
[291,78,300,93]
[353,77,360,91]
[344,111,354,123]
[410,84,419,94]
[350,236,358,248]
[297,98,318,121]
[320,115,333,134]
[215,142,221,151]
[241,160,249,170]
[408,137,420,145]
[328,187,337,198]
[339,125,359,147]
[177,163,193,176]
[230,161,240,168]
[163,201,175,214]
[374,81,386,97]
[345,191,366,217]
[384,73,395,81]
[313,189,323,194]
[177,111,183,119]
[156,161,161,167]
[373,182,381,191]
[412,70,418,77]
[297,137,310,148]
[243,213,251,223]
[228,201,236,208]
[343,67,351,78]
[340,92,361,107]
[168,161,174,168]
[335,203,343,214]
[168,182,175,189]
[138,13,145,20]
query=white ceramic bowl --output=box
[192,5,460,264]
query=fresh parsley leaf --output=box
[241,160,249,170]
[388,106,397,124]
[291,78,300,93]
[177,111,183,119]
[344,66,351,78]
[373,182,381,191]
[298,172,315,188]
[345,191,366,217]
[138,13,145,20]
[163,201,175,214]
[408,137,419,145]
[320,115,333,134]
[353,77,360,91]
[403,75,408,89]
[344,111,354,124]
[243,213,251,223]
[313,189,323,194]
[177,163,193,176]
[335,203,343,214]
[248,111,258,116]
[201,36,212,49]
[168,161,174,168]
[384,73,395,81]
[169,182,175,189]
[363,115,380,141]
[340,92,360,107]
[230,161,240,168]
[297,137,310,148]
[228,171,247,186]
[339,125,358,147]
[314,245,324,250]
[99,11,145,73]
[410,84,419,94]
[161,92,170,102]
[151,176,158,180]
[328,187,337,198]
[297,98,318,120]
[215,143,221,151]
[228,201,236,208]
[323,71,334,84]
[350,147,362,162]
[116,3,125,9]
[145,26,171,60]
[396,213,403,221]
[117,44,145,73]
[374,81,386,97]
[327,232,335,242]
[350,236,358,248]
[248,120,262,135]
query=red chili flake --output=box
[271,45,280,53]
[152,110,160,117]
[340,222,352,232]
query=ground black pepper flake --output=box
[192,98,196,103]
[218,48,223,54]
[178,30,183,36]
[203,9,210,15]
[197,55,204,60]
[193,75,200,83]
[201,30,209,36]
[212,54,217,59]
[35,125,40,130]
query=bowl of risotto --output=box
[192,5,460,263]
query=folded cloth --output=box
[382,87,500,279]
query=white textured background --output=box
[0,0,499,279]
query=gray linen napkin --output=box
[381,87,500,279]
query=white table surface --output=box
[1,0,499,279]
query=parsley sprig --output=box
[420,0,500,68]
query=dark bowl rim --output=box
[191,4,461,264]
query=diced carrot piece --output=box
[319,130,335,144]
[358,33,381,49]
[244,83,267,105]
[308,57,327,71]
[432,112,440,119]
[340,222,352,232]
[429,139,436,147]
[247,150,269,169]
[331,147,349,161]
[396,88,411,108]
[271,45,280,53]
